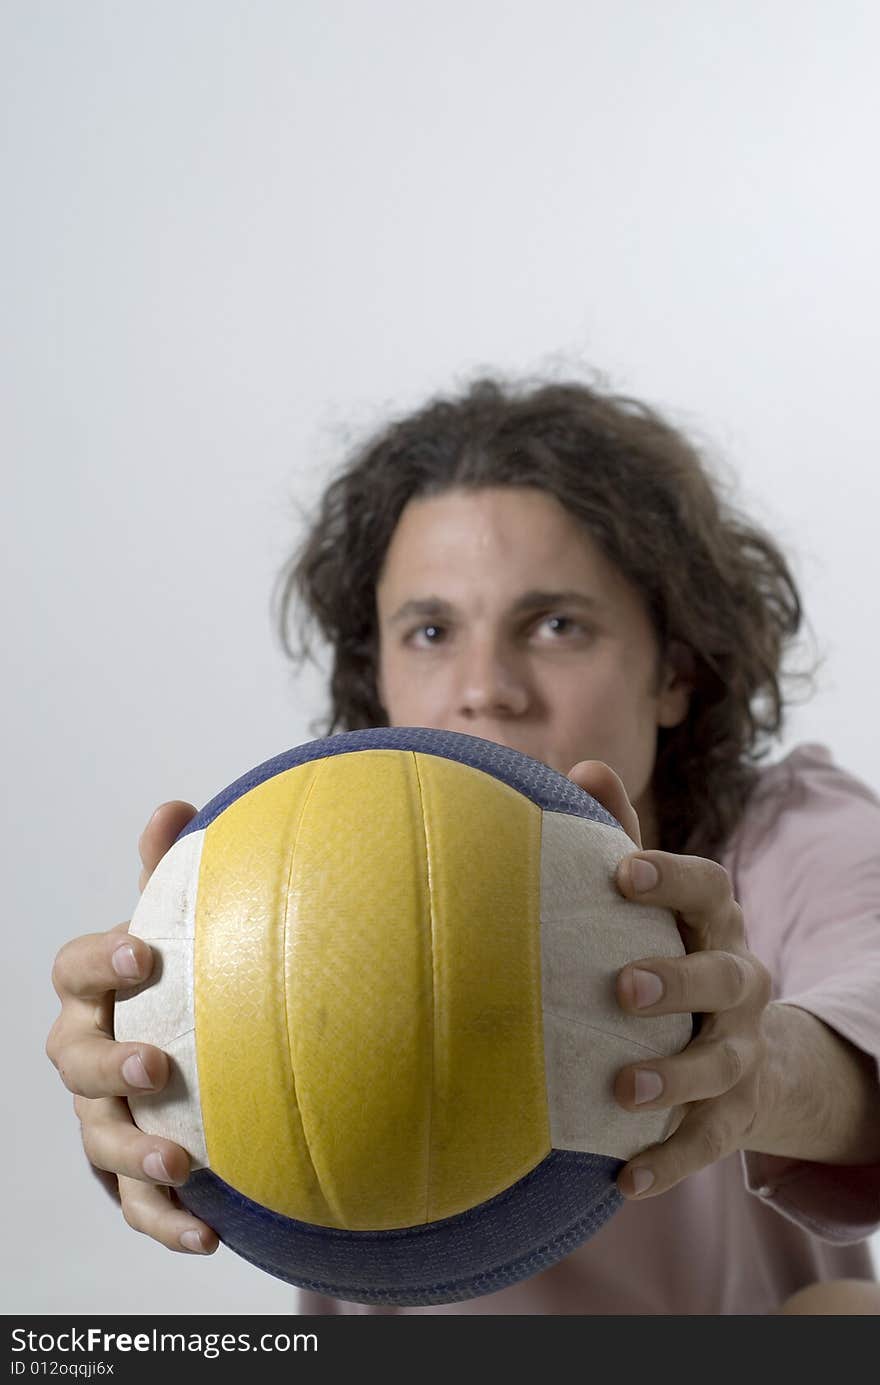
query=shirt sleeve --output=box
[727,744,880,1243]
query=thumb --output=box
[566,761,642,849]
[137,801,198,891]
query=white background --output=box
[4,1,879,1313]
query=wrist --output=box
[745,1001,880,1165]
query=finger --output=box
[614,1034,752,1111]
[567,761,642,848]
[78,1095,192,1186]
[616,851,745,951]
[138,801,198,885]
[51,927,155,1002]
[617,1104,742,1199]
[617,949,754,1018]
[52,1030,170,1098]
[118,1175,219,1255]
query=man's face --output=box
[375,486,691,826]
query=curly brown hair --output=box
[273,374,820,860]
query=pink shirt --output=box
[296,744,880,1316]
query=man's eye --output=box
[408,624,446,647]
[537,615,580,637]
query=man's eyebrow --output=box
[387,598,456,627]
[511,589,605,615]
[386,590,605,626]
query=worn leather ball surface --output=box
[115,727,690,1306]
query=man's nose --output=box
[454,639,531,719]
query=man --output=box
[49,376,880,1312]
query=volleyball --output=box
[114,727,690,1306]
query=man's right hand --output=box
[46,801,219,1255]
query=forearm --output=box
[746,1001,880,1164]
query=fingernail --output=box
[634,1069,664,1104]
[631,1167,655,1196]
[122,1053,154,1089]
[630,859,659,892]
[632,968,664,1008]
[143,1151,171,1182]
[112,945,141,979]
[180,1230,207,1253]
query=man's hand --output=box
[46,801,220,1254]
[568,760,772,1199]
